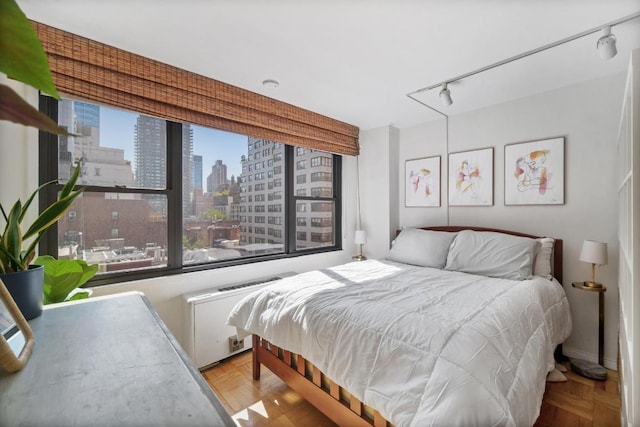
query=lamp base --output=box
[352,255,367,261]
[583,281,603,288]
[569,358,607,381]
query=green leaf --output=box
[0,0,59,98]
[60,163,81,199]
[33,255,56,267]
[3,201,23,268]
[67,290,91,301]
[37,258,98,304]
[19,179,57,223]
[0,85,69,135]
[23,188,84,239]
[41,259,83,303]
[75,260,99,287]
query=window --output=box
[311,218,333,227]
[40,98,342,284]
[296,160,306,170]
[311,233,333,243]
[293,150,335,249]
[311,172,333,182]
[311,187,332,197]
[296,174,306,184]
[311,156,332,167]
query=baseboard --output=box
[562,345,617,371]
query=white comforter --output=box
[228,259,572,427]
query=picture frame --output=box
[0,278,35,373]
[504,137,565,205]
[448,147,494,206]
[405,156,441,207]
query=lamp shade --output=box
[579,240,608,266]
[439,84,452,106]
[596,27,617,60]
[354,230,367,245]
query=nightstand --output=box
[570,282,607,380]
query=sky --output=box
[99,107,247,179]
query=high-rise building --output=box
[73,101,100,128]
[193,155,203,190]
[183,125,194,218]
[238,138,334,249]
[134,117,193,218]
[207,160,228,194]
[134,116,166,190]
[57,100,134,187]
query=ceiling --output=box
[18,0,640,130]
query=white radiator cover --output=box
[181,272,295,369]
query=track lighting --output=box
[596,26,617,60]
[439,83,452,106]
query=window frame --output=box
[39,96,342,286]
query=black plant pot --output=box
[0,265,44,320]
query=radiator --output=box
[181,272,296,369]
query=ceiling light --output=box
[262,79,279,89]
[439,83,452,106]
[596,26,617,60]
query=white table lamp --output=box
[579,240,607,288]
[353,230,367,261]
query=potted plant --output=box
[0,164,83,318]
[1,0,80,319]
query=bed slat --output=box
[330,381,340,400]
[253,335,386,427]
[297,354,306,376]
[312,366,322,387]
[351,397,363,415]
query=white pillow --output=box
[444,230,540,280]
[533,237,554,280]
[386,229,457,268]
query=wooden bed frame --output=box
[251,226,564,427]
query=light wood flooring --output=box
[202,351,621,427]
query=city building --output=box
[193,154,203,190]
[207,159,228,194]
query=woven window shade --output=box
[32,21,359,156]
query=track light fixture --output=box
[407,12,640,114]
[439,83,452,106]
[596,26,617,60]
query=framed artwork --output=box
[504,137,564,205]
[448,147,494,206]
[405,156,441,207]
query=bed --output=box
[227,226,572,426]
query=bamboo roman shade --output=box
[32,21,360,156]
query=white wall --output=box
[388,74,625,369]
[358,126,399,259]
[0,79,361,347]
[0,76,39,224]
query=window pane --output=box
[57,99,166,189]
[184,129,285,264]
[295,149,333,198]
[295,200,335,249]
[57,192,168,273]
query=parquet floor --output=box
[202,351,621,427]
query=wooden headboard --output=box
[407,226,563,283]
